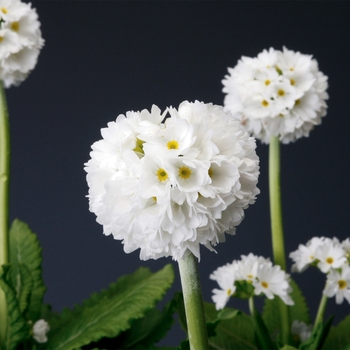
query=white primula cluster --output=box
[85,101,260,261]
[222,47,328,144]
[32,319,49,343]
[290,237,350,304]
[291,320,312,343]
[210,253,293,310]
[0,0,44,87]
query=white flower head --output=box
[210,254,293,308]
[315,237,347,273]
[85,101,260,261]
[253,264,294,305]
[291,320,312,343]
[32,319,49,343]
[210,263,236,310]
[323,264,350,304]
[289,236,325,273]
[0,0,44,87]
[223,47,328,144]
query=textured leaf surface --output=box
[0,265,30,350]
[322,315,350,350]
[46,264,174,350]
[204,302,256,350]
[117,299,177,349]
[9,219,45,321]
[263,279,310,338]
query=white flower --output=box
[223,47,328,144]
[323,265,350,304]
[210,254,293,308]
[253,263,294,305]
[291,320,312,343]
[210,263,236,310]
[0,0,44,87]
[32,319,49,343]
[85,101,260,261]
[315,237,347,273]
[290,237,325,272]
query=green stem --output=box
[178,251,209,350]
[314,292,328,328]
[248,296,255,316]
[269,136,290,344]
[0,81,10,345]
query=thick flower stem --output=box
[248,296,255,316]
[178,252,209,350]
[0,81,10,345]
[269,136,290,344]
[314,293,328,328]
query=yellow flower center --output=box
[227,288,232,296]
[157,168,168,182]
[261,281,269,288]
[265,80,271,86]
[11,22,19,32]
[0,36,3,43]
[247,274,253,279]
[178,166,192,179]
[208,167,213,178]
[261,100,269,107]
[290,79,295,86]
[289,67,294,71]
[326,257,334,265]
[167,140,179,150]
[338,279,347,289]
[295,99,301,106]
[1,8,7,14]
[277,89,285,97]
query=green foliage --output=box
[252,307,277,350]
[300,317,333,350]
[0,265,30,350]
[322,315,350,350]
[204,302,256,350]
[45,264,174,350]
[263,279,310,339]
[9,219,46,322]
[118,299,176,349]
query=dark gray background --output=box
[6,1,350,346]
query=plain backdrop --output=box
[5,1,350,347]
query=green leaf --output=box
[262,279,310,339]
[9,263,33,315]
[46,264,174,350]
[279,346,298,350]
[203,302,256,350]
[252,307,277,350]
[112,298,177,349]
[322,314,350,350]
[0,265,30,350]
[9,219,46,321]
[300,317,333,350]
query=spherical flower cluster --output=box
[0,0,44,87]
[85,101,260,261]
[290,237,350,304]
[222,47,328,144]
[32,319,49,343]
[210,253,294,310]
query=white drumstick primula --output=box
[0,0,44,87]
[210,254,293,310]
[85,101,260,261]
[222,47,328,144]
